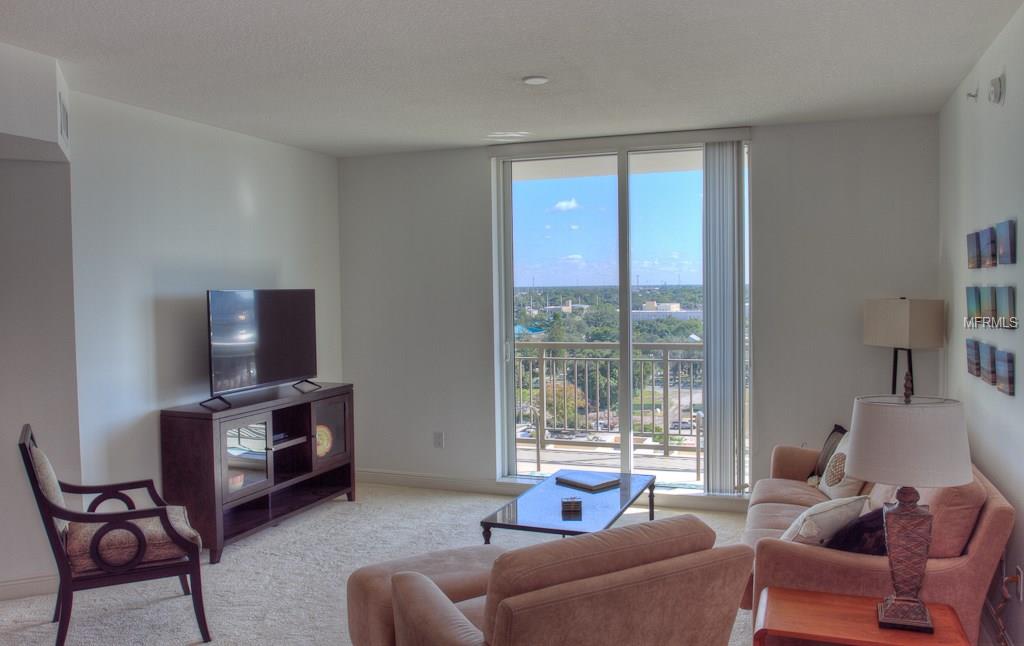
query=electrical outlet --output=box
[433,431,445,449]
[1017,565,1023,602]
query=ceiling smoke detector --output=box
[521,76,550,86]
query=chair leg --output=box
[55,585,72,646]
[179,574,191,596]
[51,583,62,623]
[189,565,211,643]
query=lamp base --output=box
[877,596,934,633]
[880,486,934,633]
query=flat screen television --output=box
[207,289,317,397]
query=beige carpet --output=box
[0,483,751,645]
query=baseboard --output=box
[357,468,532,496]
[356,469,749,513]
[0,574,57,601]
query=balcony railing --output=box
[513,341,704,481]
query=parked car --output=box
[669,420,692,430]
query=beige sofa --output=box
[742,445,1014,645]
[349,515,752,646]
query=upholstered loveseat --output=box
[742,445,1014,645]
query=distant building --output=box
[541,299,590,314]
[642,301,682,312]
[631,307,702,321]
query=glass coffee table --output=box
[480,470,656,544]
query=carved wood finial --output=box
[903,371,914,404]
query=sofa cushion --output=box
[781,496,868,546]
[868,469,987,558]
[750,478,830,508]
[483,514,715,642]
[454,595,486,631]
[740,528,785,550]
[66,505,200,574]
[747,502,810,532]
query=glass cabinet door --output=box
[312,395,349,466]
[222,414,273,501]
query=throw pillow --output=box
[817,432,864,499]
[781,495,868,546]
[813,424,848,477]
[825,508,887,555]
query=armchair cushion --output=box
[28,445,69,533]
[65,505,200,574]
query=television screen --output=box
[208,289,317,396]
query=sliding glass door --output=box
[498,135,748,494]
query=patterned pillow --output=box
[816,432,864,499]
[814,424,848,477]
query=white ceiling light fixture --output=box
[522,75,550,86]
[485,131,531,142]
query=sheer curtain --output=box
[703,141,746,494]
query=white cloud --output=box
[563,254,584,264]
[569,224,580,230]
[544,224,552,230]
[553,198,580,212]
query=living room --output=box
[2,2,1024,645]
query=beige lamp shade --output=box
[863,298,945,349]
[845,395,972,488]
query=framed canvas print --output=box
[997,350,1015,395]
[980,343,997,385]
[997,286,1016,326]
[980,286,997,319]
[980,226,998,268]
[966,339,981,376]
[967,232,981,269]
[997,219,1017,265]
[967,286,981,319]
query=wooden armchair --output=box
[18,424,211,646]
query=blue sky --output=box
[512,171,703,287]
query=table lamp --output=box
[863,298,945,395]
[845,381,972,633]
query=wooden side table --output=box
[753,587,970,646]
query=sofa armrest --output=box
[392,572,486,646]
[770,445,820,481]
[753,538,974,615]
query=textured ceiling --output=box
[0,0,1019,157]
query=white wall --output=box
[339,119,942,489]
[338,148,498,484]
[0,42,62,149]
[69,92,343,488]
[0,160,80,598]
[749,117,941,482]
[939,3,1024,642]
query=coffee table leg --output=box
[482,525,492,545]
[648,483,655,520]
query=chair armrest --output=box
[770,445,820,480]
[60,478,168,509]
[392,572,486,646]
